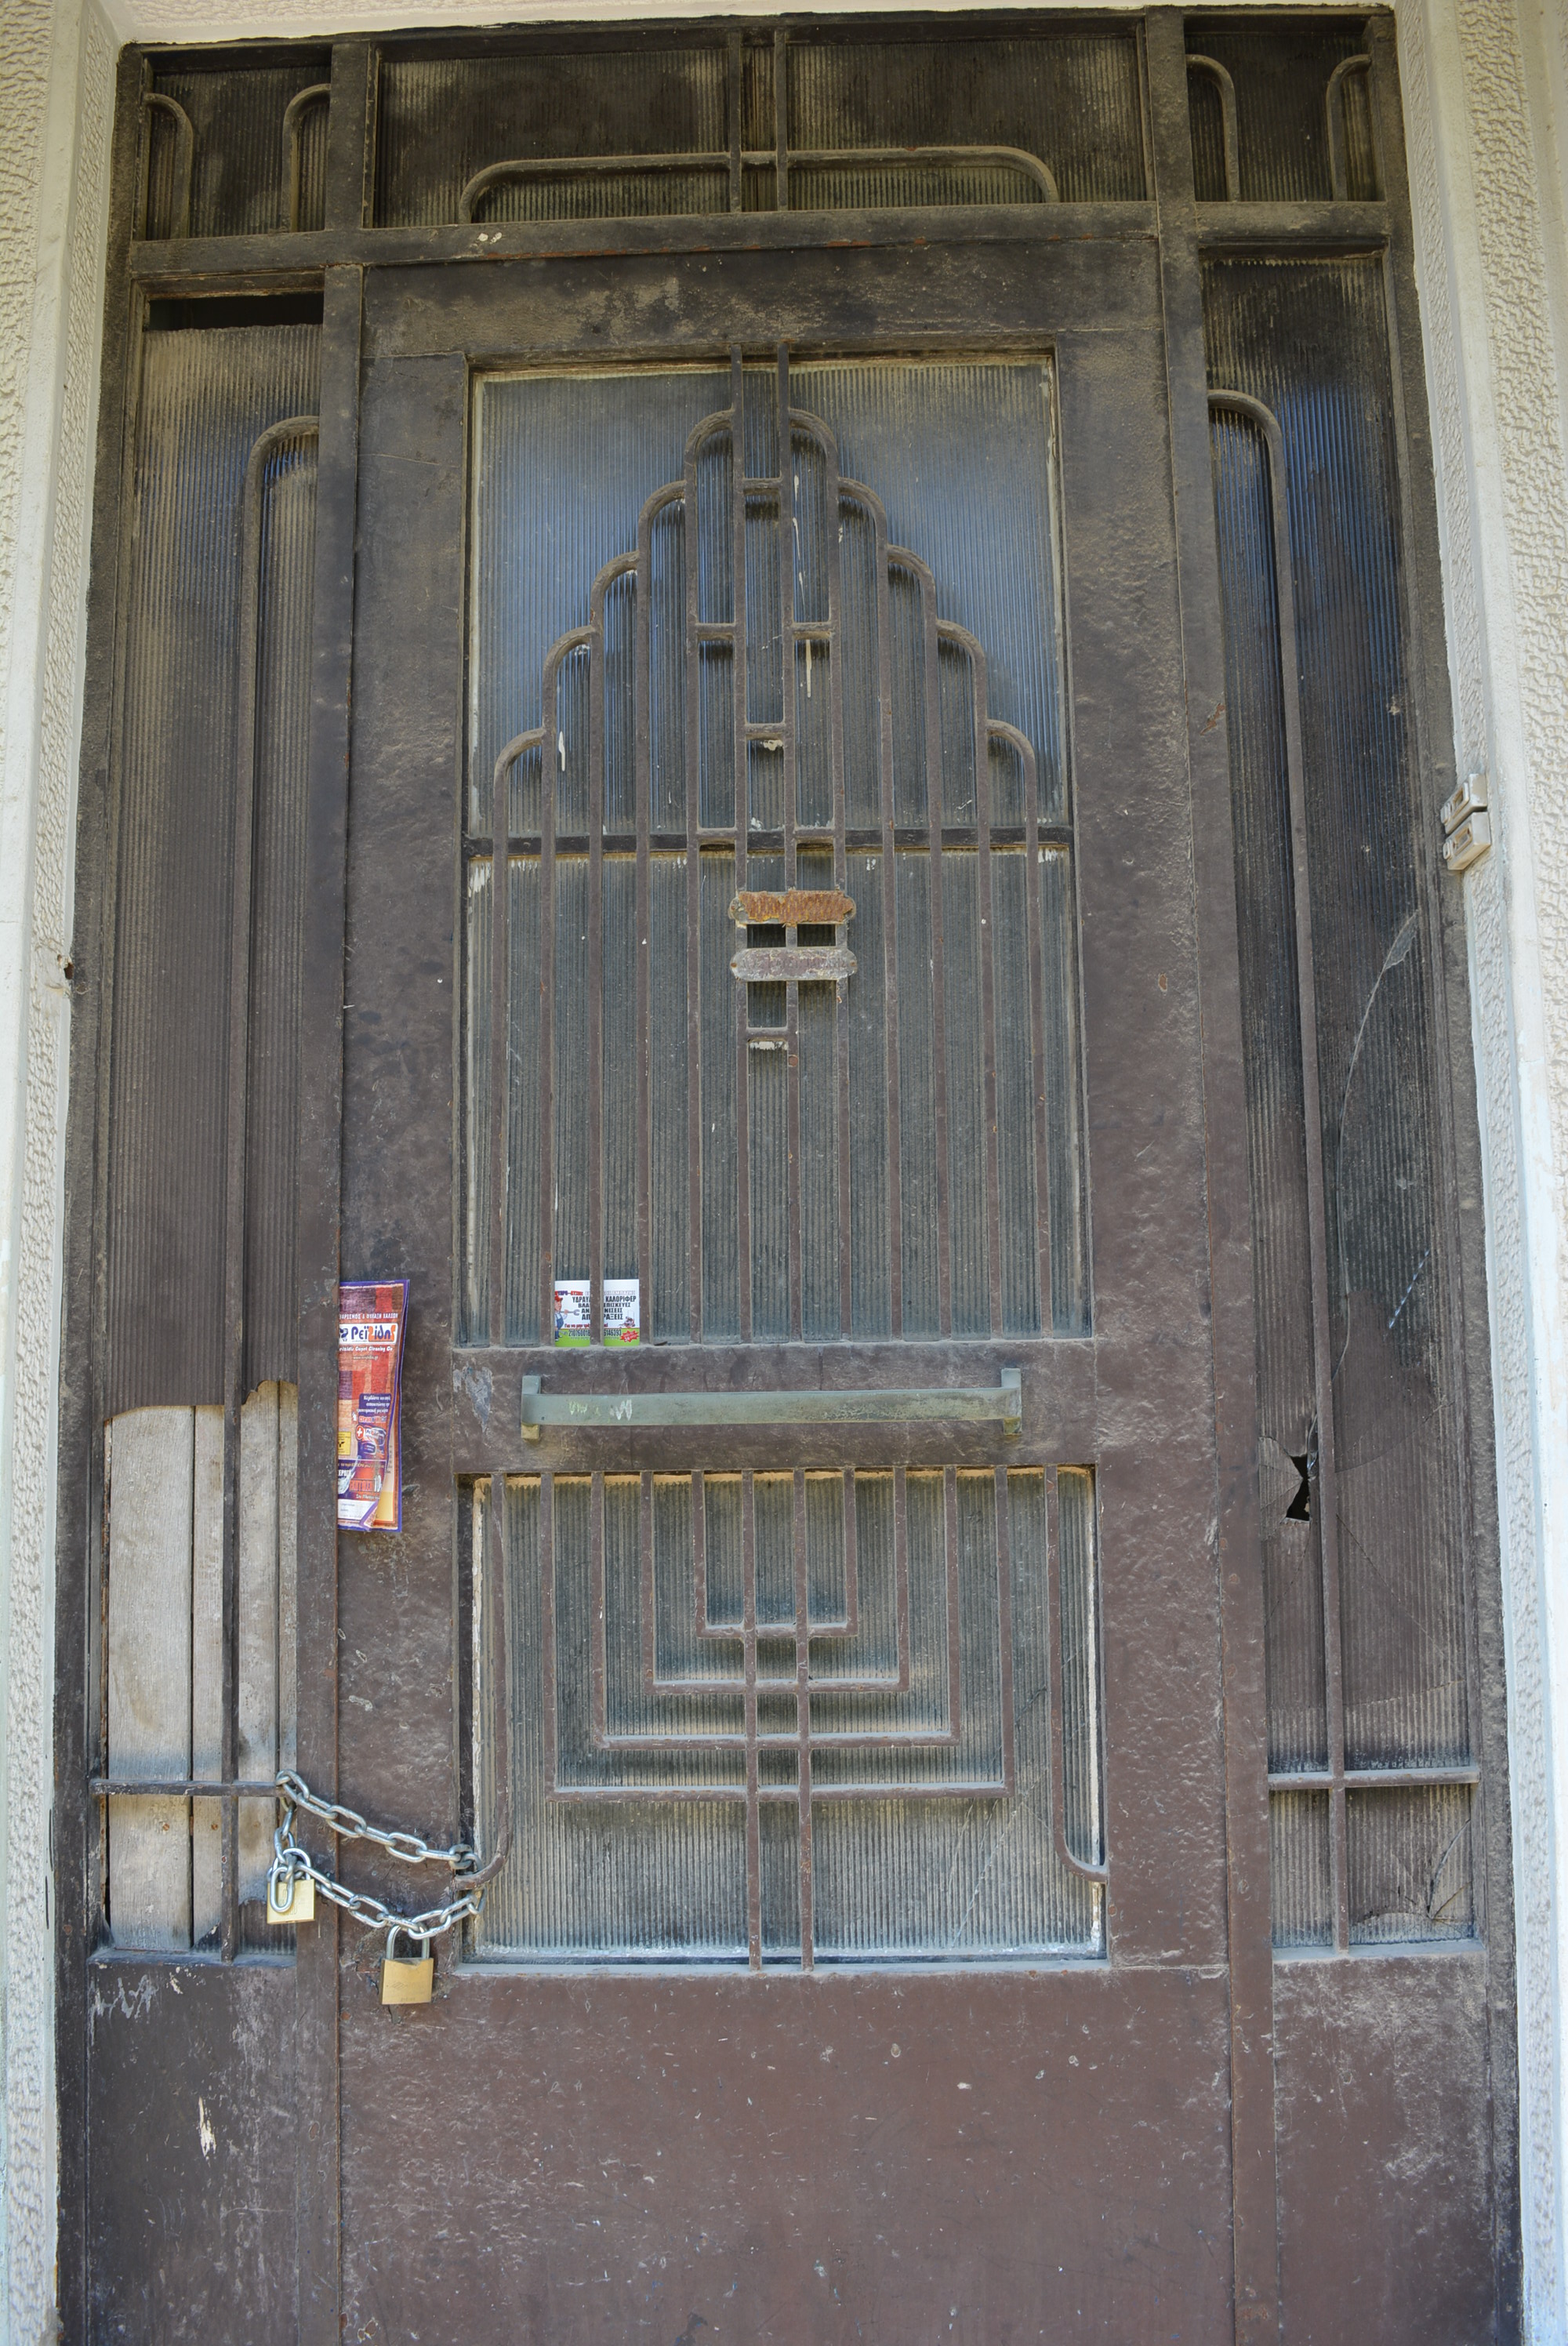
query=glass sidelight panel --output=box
[463,353,1088,1348]
[1206,256,1475,1949]
[471,1465,1103,1965]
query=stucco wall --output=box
[0,1,113,2339]
[2,2,1566,2339]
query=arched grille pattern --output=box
[466,347,1087,1351]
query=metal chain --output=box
[274,1767,477,1872]
[270,1770,486,1948]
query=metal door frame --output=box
[52,14,1516,2341]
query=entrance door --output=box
[64,16,1515,2344]
[336,240,1236,2339]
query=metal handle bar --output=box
[521,1369,1022,1442]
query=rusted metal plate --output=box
[731,887,855,927]
[731,944,857,984]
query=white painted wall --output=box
[2,1,1566,2337]
[0,1,114,2338]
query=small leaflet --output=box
[338,1281,408,1532]
[554,1278,640,1346]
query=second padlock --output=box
[379,1927,434,2006]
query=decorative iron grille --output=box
[466,346,1087,1347]
[475,1465,1105,1967]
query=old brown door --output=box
[336,232,1244,2346]
[65,15,1515,2344]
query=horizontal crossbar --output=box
[521,1369,1022,1440]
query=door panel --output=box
[335,238,1230,2328]
[341,1968,1234,2344]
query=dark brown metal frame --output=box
[54,13,1517,2343]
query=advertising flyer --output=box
[554,1278,640,1346]
[338,1280,408,1531]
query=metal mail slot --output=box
[521,1369,1022,1441]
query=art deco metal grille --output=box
[465,346,1101,1965]
[464,347,1087,1349]
[474,1465,1105,1967]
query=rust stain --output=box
[731,888,855,928]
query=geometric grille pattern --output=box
[477,1465,1104,1969]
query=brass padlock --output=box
[266,1866,315,1927]
[379,1927,434,2006]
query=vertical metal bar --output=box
[1145,17,1281,2335]
[942,1467,962,1740]
[728,27,744,213]
[1186,56,1240,203]
[793,1468,815,1966]
[1045,1465,1107,1884]
[893,1466,913,1694]
[539,1473,559,1792]
[994,1469,1017,1797]
[778,347,804,1342]
[692,1468,709,1639]
[871,503,904,1335]
[485,1474,514,1889]
[915,560,954,1335]
[225,414,318,1962]
[1324,56,1372,204]
[539,650,559,1346]
[323,39,376,234]
[292,255,362,2346]
[742,1467,762,1968]
[841,1469,859,1639]
[639,1469,656,1688]
[634,493,655,1331]
[487,776,510,1348]
[1210,389,1348,1954]
[590,1471,608,1750]
[1018,728,1055,1331]
[588,590,607,1346]
[773,25,789,211]
[682,410,704,1342]
[731,349,753,1342]
[820,424,854,1337]
[961,634,1005,1335]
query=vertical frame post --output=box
[293,252,364,2346]
[1145,12,1280,2341]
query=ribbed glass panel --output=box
[1209,409,1327,1774]
[107,322,319,1414]
[1269,1792,1333,1948]
[148,64,332,238]
[376,45,730,227]
[1205,260,1469,1780]
[1348,1788,1474,1945]
[474,1467,1104,1963]
[794,360,1070,826]
[372,29,1143,228]
[244,437,316,1389]
[1185,23,1379,204]
[465,358,1087,1346]
[782,30,1146,205]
